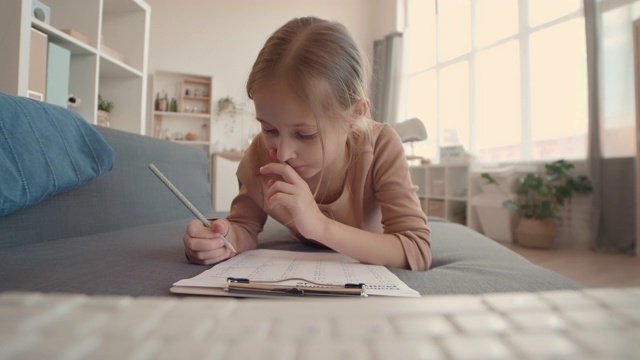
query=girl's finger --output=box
[186,219,213,239]
[184,237,225,252]
[260,162,302,184]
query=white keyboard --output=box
[1,287,639,359]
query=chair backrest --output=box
[391,117,427,143]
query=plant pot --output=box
[97,110,110,127]
[516,218,556,249]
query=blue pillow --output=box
[0,92,115,216]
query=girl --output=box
[183,16,431,271]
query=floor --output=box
[498,242,640,288]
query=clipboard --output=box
[225,277,367,297]
[170,249,420,298]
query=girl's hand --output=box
[259,162,327,240]
[183,219,234,265]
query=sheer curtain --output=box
[371,32,403,124]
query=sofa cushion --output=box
[0,92,115,217]
[0,217,582,296]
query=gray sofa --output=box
[0,123,582,296]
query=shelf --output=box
[410,163,470,224]
[100,55,143,78]
[183,95,210,101]
[150,70,213,153]
[31,19,96,55]
[2,0,150,135]
[183,78,211,85]
[154,111,210,119]
[172,140,210,146]
[103,0,148,13]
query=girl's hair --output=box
[247,17,373,167]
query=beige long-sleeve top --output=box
[227,121,431,271]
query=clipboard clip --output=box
[226,277,368,297]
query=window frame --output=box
[403,0,586,163]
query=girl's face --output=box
[253,81,348,184]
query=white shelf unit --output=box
[149,70,214,154]
[410,163,469,224]
[0,0,150,134]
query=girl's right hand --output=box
[182,219,234,265]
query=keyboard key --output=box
[270,317,332,340]
[539,290,600,309]
[37,309,108,337]
[482,292,551,312]
[394,315,457,337]
[211,318,273,340]
[225,340,296,360]
[374,339,446,360]
[440,335,515,359]
[450,312,511,334]
[98,299,177,340]
[505,332,581,358]
[8,333,101,360]
[571,328,640,358]
[583,287,640,307]
[614,304,640,324]
[0,291,43,307]
[85,337,161,360]
[561,308,629,329]
[0,334,39,359]
[507,310,568,331]
[153,339,227,360]
[335,316,395,339]
[300,340,369,360]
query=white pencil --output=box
[148,163,237,254]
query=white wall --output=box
[147,0,399,107]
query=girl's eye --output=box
[296,132,317,140]
[262,128,278,136]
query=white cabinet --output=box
[0,0,150,134]
[410,164,469,224]
[149,70,214,154]
[211,152,242,212]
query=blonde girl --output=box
[183,16,431,271]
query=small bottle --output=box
[163,93,169,111]
[201,123,209,142]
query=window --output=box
[404,0,588,163]
[598,0,640,158]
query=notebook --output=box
[170,249,420,298]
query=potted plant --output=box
[97,94,114,127]
[217,97,236,115]
[482,160,593,248]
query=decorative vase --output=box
[516,218,556,249]
[97,110,111,127]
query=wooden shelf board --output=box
[153,111,210,118]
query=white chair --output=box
[391,117,427,158]
[391,117,427,143]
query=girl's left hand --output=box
[259,162,326,240]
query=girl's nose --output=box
[275,138,295,162]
